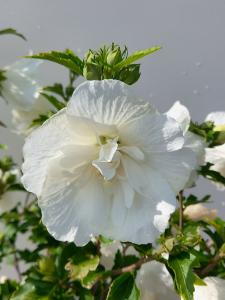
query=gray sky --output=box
[0,0,225,278]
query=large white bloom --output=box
[205,111,225,190]
[136,261,178,300]
[22,80,199,246]
[1,59,53,135]
[166,101,206,188]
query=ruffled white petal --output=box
[205,111,225,125]
[166,101,191,134]
[67,80,152,126]
[119,113,184,153]
[194,277,225,300]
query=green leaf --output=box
[106,273,140,300]
[114,46,161,69]
[40,92,65,111]
[66,255,100,281]
[43,84,66,100]
[199,163,225,186]
[0,28,26,40]
[27,50,83,75]
[168,253,198,300]
[10,282,50,300]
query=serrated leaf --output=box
[106,273,140,300]
[114,46,161,69]
[27,50,83,75]
[0,28,26,40]
[168,253,198,300]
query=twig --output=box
[198,252,225,277]
[178,191,184,231]
[110,256,152,276]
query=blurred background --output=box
[0,0,225,277]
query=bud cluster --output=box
[83,43,140,85]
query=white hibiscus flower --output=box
[1,59,53,135]
[136,261,178,300]
[166,101,206,188]
[205,111,225,190]
[22,80,199,246]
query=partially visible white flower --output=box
[136,261,178,300]
[0,190,25,213]
[0,168,25,213]
[22,80,199,246]
[184,203,217,221]
[1,59,53,135]
[100,241,122,270]
[11,95,53,135]
[1,59,42,110]
[166,101,206,187]
[204,111,225,190]
[205,111,225,126]
[100,240,138,270]
[194,277,225,300]
[136,261,225,300]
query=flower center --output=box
[92,137,121,180]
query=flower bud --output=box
[38,257,55,275]
[214,125,225,144]
[119,64,140,85]
[83,63,101,80]
[184,203,217,221]
[84,50,95,64]
[107,47,122,65]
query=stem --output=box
[110,256,152,276]
[178,191,184,231]
[13,249,22,280]
[198,251,225,277]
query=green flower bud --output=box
[119,64,140,85]
[213,125,225,144]
[107,47,122,65]
[38,257,55,276]
[84,50,95,64]
[83,63,101,80]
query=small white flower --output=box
[166,101,206,188]
[205,111,225,190]
[184,203,217,221]
[1,59,53,135]
[22,80,198,246]
[136,261,178,300]
[194,277,225,300]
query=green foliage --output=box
[199,163,225,187]
[0,69,6,96]
[28,50,83,75]
[0,28,26,40]
[26,43,161,85]
[106,273,140,300]
[168,252,198,300]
